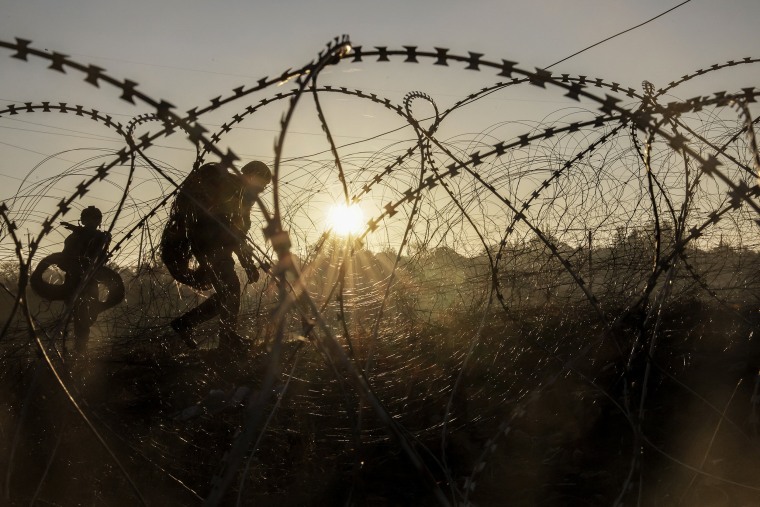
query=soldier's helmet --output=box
[241,161,272,192]
[80,206,103,227]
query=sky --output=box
[1,0,757,95]
[0,0,759,256]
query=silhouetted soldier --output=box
[31,206,124,355]
[60,206,112,353]
[162,161,271,352]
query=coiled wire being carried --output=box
[30,252,125,313]
[160,170,215,291]
[30,209,125,319]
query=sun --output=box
[327,203,365,237]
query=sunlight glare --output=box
[327,203,364,237]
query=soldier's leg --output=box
[169,251,221,348]
[72,283,99,353]
[171,296,220,333]
[207,251,242,349]
[72,301,90,353]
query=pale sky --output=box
[0,0,759,256]
[2,0,757,95]
[2,0,757,155]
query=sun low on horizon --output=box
[326,202,365,237]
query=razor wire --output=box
[1,37,759,506]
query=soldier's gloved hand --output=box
[246,266,259,284]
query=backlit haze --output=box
[1,0,758,261]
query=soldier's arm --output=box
[235,241,259,283]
